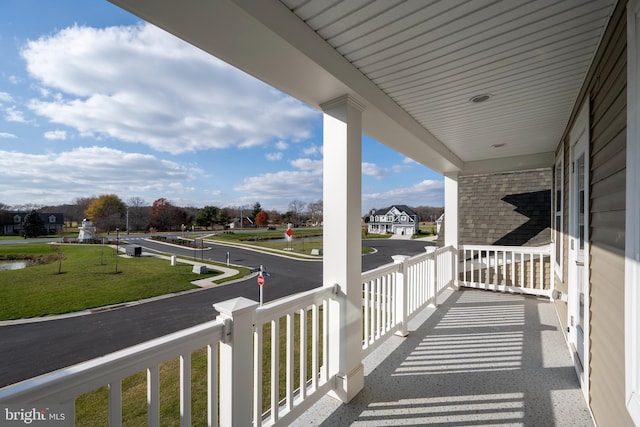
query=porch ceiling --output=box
[108,0,616,175]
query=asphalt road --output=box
[0,238,433,387]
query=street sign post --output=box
[258,265,265,305]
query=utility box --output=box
[126,246,142,257]
[192,264,208,274]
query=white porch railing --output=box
[0,245,456,426]
[459,244,552,297]
[362,245,456,357]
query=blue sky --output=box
[0,0,444,214]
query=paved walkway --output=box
[293,288,593,426]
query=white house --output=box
[367,205,419,236]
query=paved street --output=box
[0,238,434,387]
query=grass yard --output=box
[0,243,234,321]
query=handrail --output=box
[0,320,224,404]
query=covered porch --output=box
[292,288,591,426]
[2,0,636,425]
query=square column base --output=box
[328,363,365,403]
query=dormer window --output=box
[13,215,21,223]
[49,215,56,223]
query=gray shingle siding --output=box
[438,169,551,247]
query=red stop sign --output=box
[257,274,265,286]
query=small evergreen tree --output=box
[22,210,46,238]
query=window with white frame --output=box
[626,0,640,423]
[554,156,563,276]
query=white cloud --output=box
[0,146,195,205]
[44,130,68,140]
[302,144,321,156]
[21,23,319,154]
[362,162,387,178]
[265,152,283,161]
[403,156,417,164]
[290,158,322,172]
[363,179,444,212]
[0,132,17,139]
[275,141,289,150]
[5,106,28,123]
[234,156,323,210]
[0,92,14,103]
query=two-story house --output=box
[0,212,64,236]
[367,205,419,236]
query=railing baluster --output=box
[147,365,160,427]
[270,318,279,423]
[529,253,534,291]
[207,343,217,427]
[253,326,263,426]
[311,304,318,392]
[299,308,307,401]
[108,381,122,427]
[180,353,191,427]
[363,281,370,348]
[286,313,294,412]
[322,300,329,383]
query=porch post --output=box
[392,255,410,337]
[321,94,365,403]
[444,172,459,287]
[213,297,258,427]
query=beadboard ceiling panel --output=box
[281,0,615,163]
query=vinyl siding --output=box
[559,1,632,425]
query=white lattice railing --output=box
[0,246,457,426]
[459,244,552,297]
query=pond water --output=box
[0,260,30,271]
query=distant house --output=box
[367,205,419,236]
[229,216,254,229]
[0,212,64,236]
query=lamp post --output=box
[115,227,120,273]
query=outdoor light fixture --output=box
[469,93,492,103]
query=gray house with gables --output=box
[367,205,419,236]
[0,212,64,236]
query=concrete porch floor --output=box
[292,288,593,426]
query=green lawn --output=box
[0,243,243,321]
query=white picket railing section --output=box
[0,320,225,426]
[0,245,457,426]
[252,286,335,427]
[362,246,456,357]
[459,244,552,297]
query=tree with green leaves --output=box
[196,205,220,230]
[22,210,46,238]
[251,202,262,218]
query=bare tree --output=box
[127,197,149,232]
[288,199,306,227]
[307,200,323,226]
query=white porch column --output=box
[444,172,459,248]
[444,172,459,288]
[321,94,365,403]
